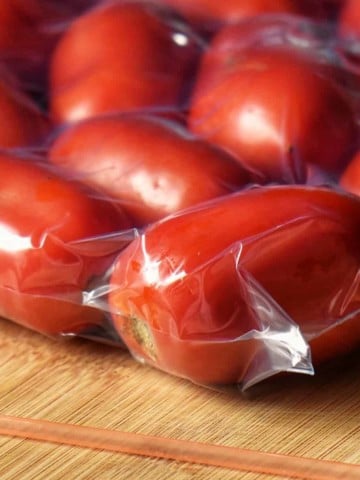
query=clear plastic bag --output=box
[0,1,358,392]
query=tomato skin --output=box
[49,1,202,124]
[340,151,360,196]
[48,113,253,226]
[154,0,321,35]
[189,43,358,183]
[339,0,360,47]
[0,72,49,147]
[0,0,81,89]
[109,186,360,385]
[0,153,131,335]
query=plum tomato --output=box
[109,185,360,384]
[0,152,131,335]
[49,1,202,124]
[48,113,253,227]
[189,42,358,183]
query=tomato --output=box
[189,41,358,183]
[340,151,360,196]
[49,1,202,124]
[0,69,49,147]
[155,0,322,35]
[0,0,80,89]
[48,113,253,227]
[0,153,131,336]
[339,0,360,49]
[109,185,360,385]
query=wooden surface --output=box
[0,317,360,479]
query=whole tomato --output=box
[0,69,49,148]
[109,185,360,385]
[0,153,131,336]
[49,1,202,124]
[340,151,360,196]
[189,40,358,183]
[48,113,253,227]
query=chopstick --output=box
[0,413,358,480]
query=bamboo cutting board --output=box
[0,316,360,479]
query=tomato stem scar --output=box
[128,315,157,361]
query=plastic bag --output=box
[0,1,358,392]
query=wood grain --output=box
[0,317,360,479]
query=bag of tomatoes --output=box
[0,0,358,392]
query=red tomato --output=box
[0,70,49,147]
[340,151,360,196]
[49,1,202,124]
[48,113,253,226]
[155,0,321,34]
[0,153,131,335]
[339,0,360,48]
[0,0,80,88]
[109,186,360,385]
[189,44,358,183]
